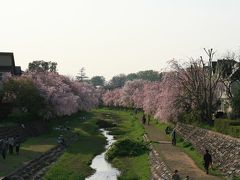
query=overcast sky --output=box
[0,0,240,80]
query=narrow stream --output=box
[86,128,120,180]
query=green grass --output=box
[0,111,106,179]
[97,108,151,180]
[0,109,151,179]
[44,111,106,180]
[0,130,60,177]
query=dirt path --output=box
[144,124,221,180]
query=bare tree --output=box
[171,49,222,124]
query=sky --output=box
[0,0,240,80]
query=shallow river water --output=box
[85,129,120,180]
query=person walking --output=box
[1,138,8,159]
[171,128,177,146]
[142,114,146,125]
[172,170,181,180]
[203,149,212,174]
[8,136,14,154]
[15,135,21,155]
[147,114,151,125]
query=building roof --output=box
[0,52,22,76]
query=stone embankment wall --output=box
[176,123,240,177]
[143,134,172,180]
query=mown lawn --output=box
[96,108,151,180]
[0,111,106,179]
[44,111,106,180]
[0,129,59,177]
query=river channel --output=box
[86,128,120,180]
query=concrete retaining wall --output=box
[176,123,240,177]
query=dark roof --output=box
[0,52,21,75]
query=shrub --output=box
[178,110,201,124]
[96,119,116,128]
[106,139,149,161]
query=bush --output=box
[214,119,240,138]
[178,110,201,124]
[106,139,149,161]
[96,119,116,128]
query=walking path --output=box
[3,133,78,180]
[144,123,221,180]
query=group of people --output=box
[0,135,21,160]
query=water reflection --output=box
[86,129,120,180]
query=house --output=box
[213,59,240,114]
[0,52,22,81]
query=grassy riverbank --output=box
[44,111,106,180]
[0,111,106,179]
[1,109,151,179]
[0,134,57,177]
[98,108,151,180]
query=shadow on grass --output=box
[66,135,106,155]
[0,149,43,177]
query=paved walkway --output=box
[144,123,221,180]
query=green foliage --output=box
[178,110,201,124]
[214,119,240,138]
[135,70,162,81]
[126,70,162,82]
[108,74,127,89]
[28,60,57,72]
[90,76,105,87]
[96,108,151,179]
[3,78,45,116]
[44,111,106,179]
[96,119,116,128]
[232,85,240,116]
[106,139,149,160]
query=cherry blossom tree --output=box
[2,71,99,119]
[121,80,146,108]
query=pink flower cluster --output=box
[3,72,99,118]
[102,75,181,122]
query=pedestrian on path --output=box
[8,136,14,154]
[171,128,177,146]
[1,137,8,159]
[147,114,151,125]
[15,135,21,155]
[165,126,171,134]
[203,149,212,174]
[172,170,181,180]
[142,114,146,125]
